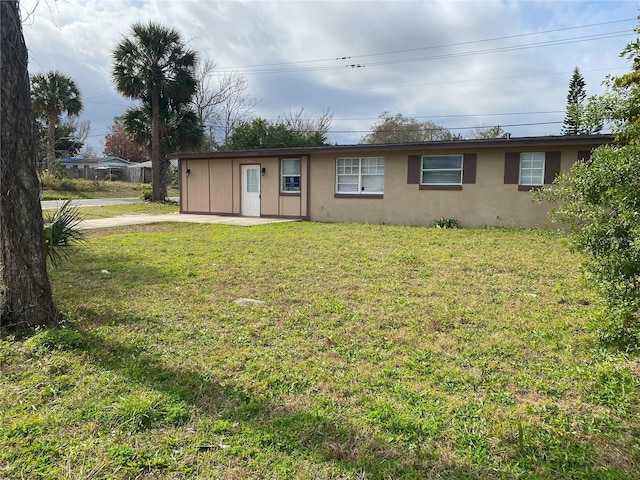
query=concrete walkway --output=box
[79,213,297,230]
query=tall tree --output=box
[31,71,82,171]
[562,67,602,135]
[224,117,328,150]
[1,1,60,330]
[191,60,258,150]
[103,123,149,163]
[112,22,197,201]
[362,112,461,144]
[537,28,640,347]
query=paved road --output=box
[41,197,179,209]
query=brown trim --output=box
[462,153,477,184]
[504,152,520,184]
[278,156,302,197]
[407,154,421,184]
[419,185,463,191]
[518,185,542,192]
[543,151,561,184]
[334,194,384,199]
[167,134,615,160]
[305,155,310,219]
[577,149,592,162]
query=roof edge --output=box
[167,134,616,160]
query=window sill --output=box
[419,185,463,190]
[518,185,543,191]
[334,193,384,199]
[279,192,301,196]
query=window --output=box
[519,152,545,186]
[421,155,463,185]
[281,158,301,193]
[336,157,384,194]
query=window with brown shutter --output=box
[504,152,520,184]
[462,153,477,184]
[543,151,561,184]
[407,155,421,184]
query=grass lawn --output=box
[1,222,639,479]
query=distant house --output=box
[168,134,614,228]
[62,156,134,180]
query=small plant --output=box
[140,186,153,201]
[430,217,460,229]
[43,199,86,266]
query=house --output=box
[168,134,615,228]
[62,156,134,180]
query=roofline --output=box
[166,134,616,160]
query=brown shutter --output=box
[577,150,591,162]
[407,155,421,184]
[504,152,520,184]
[544,151,561,184]
[462,153,477,184]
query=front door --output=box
[241,165,260,217]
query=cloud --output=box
[20,0,637,152]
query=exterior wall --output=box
[307,147,582,228]
[180,156,308,218]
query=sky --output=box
[20,0,640,155]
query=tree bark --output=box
[1,1,60,330]
[150,90,166,202]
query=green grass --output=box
[78,203,180,220]
[39,177,179,200]
[1,222,639,479]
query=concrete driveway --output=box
[79,214,297,229]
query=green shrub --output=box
[140,186,153,201]
[430,218,460,229]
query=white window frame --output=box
[421,155,463,186]
[336,157,384,194]
[281,158,301,193]
[519,152,545,186]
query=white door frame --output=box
[241,164,261,217]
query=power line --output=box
[216,18,635,71]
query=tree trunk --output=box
[46,112,57,172]
[150,91,166,202]
[0,1,60,330]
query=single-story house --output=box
[62,156,134,180]
[167,134,615,228]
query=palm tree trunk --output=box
[0,1,60,330]
[150,91,166,202]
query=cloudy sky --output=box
[20,0,640,154]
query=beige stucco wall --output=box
[180,156,308,218]
[307,147,579,228]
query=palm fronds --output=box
[43,200,86,267]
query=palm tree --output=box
[112,22,197,202]
[31,71,82,172]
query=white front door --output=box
[241,165,260,217]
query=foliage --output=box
[112,22,197,202]
[430,217,461,229]
[31,70,83,170]
[362,111,462,144]
[43,200,86,267]
[103,123,148,163]
[468,125,510,139]
[562,67,603,135]
[122,102,203,155]
[1,223,638,478]
[225,117,329,150]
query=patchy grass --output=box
[78,203,180,220]
[1,222,639,479]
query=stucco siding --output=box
[307,148,578,228]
